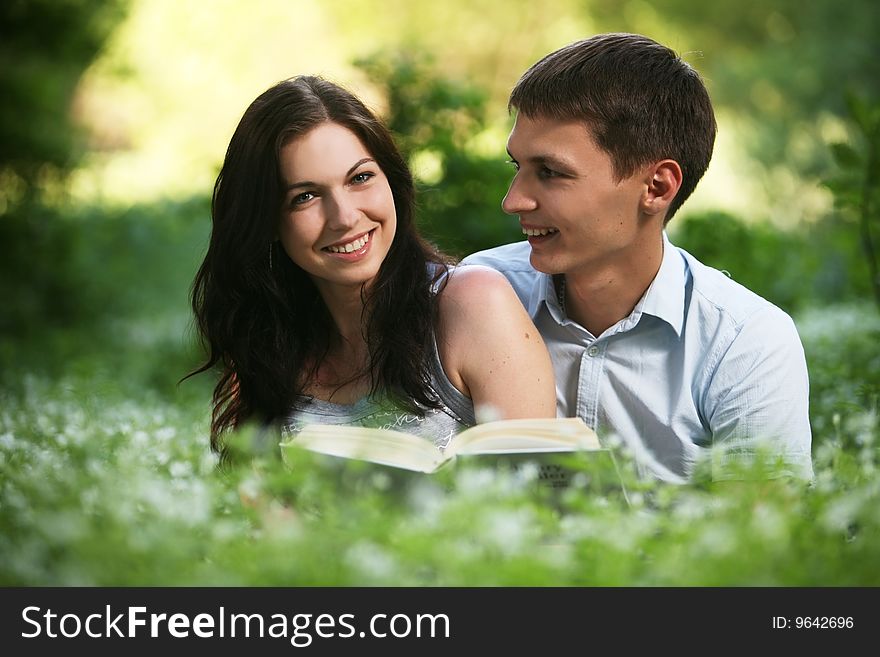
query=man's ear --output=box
[642,159,682,217]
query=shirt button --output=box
[587,345,600,357]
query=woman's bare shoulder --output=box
[437,265,520,316]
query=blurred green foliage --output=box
[671,92,880,315]
[1,304,878,585]
[0,197,208,338]
[2,2,880,588]
[591,0,880,175]
[2,4,877,331]
[670,210,871,314]
[357,51,877,317]
[824,93,880,308]
[2,48,876,338]
[1,0,130,339]
[798,304,880,450]
[355,52,520,256]
[0,0,128,200]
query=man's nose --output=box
[501,175,538,215]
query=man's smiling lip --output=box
[521,223,559,237]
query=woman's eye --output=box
[351,171,374,184]
[291,191,315,206]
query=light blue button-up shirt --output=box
[463,236,813,482]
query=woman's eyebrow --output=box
[284,157,375,191]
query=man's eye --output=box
[351,172,374,184]
[506,159,520,171]
[538,166,560,179]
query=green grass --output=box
[1,198,878,585]
[2,298,878,586]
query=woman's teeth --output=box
[327,232,370,253]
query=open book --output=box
[279,417,602,474]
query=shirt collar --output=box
[529,271,566,322]
[528,232,687,337]
[636,231,687,337]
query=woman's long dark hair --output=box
[188,76,450,457]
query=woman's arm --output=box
[437,265,556,421]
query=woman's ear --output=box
[642,159,683,218]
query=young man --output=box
[462,33,812,482]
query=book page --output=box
[451,418,601,456]
[280,424,446,473]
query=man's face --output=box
[503,114,652,278]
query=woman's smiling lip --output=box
[323,229,374,252]
[322,229,375,260]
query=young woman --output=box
[190,76,554,459]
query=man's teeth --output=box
[523,227,559,237]
[327,233,370,253]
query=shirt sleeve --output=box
[702,305,814,481]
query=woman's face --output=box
[277,122,397,297]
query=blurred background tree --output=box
[0,0,129,336]
[2,0,878,332]
[2,0,879,587]
[0,0,128,204]
[591,0,880,181]
[824,93,880,309]
[355,51,520,255]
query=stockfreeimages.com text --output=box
[21,605,450,646]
